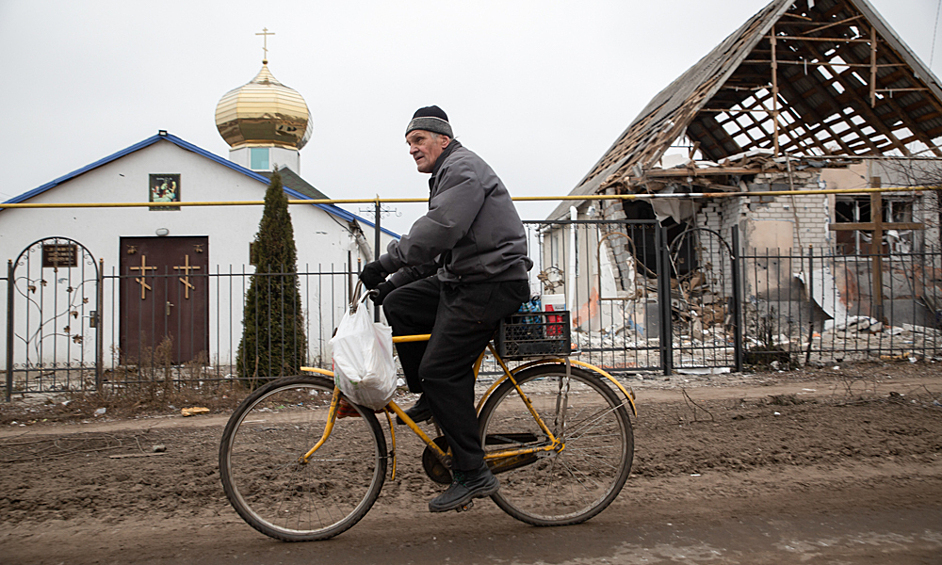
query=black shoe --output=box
[397,394,432,425]
[429,463,499,513]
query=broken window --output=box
[620,201,697,277]
[833,196,915,255]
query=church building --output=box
[1,53,394,389]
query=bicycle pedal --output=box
[456,500,474,512]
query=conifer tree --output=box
[236,170,306,386]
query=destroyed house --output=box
[541,0,942,369]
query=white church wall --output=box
[1,140,389,372]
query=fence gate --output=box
[668,227,742,373]
[5,237,101,401]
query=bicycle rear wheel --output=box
[219,375,387,541]
[478,364,633,526]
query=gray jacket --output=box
[378,141,532,287]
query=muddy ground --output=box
[1,363,941,564]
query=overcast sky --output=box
[1,0,939,234]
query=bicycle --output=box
[219,307,636,542]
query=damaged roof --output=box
[552,0,942,219]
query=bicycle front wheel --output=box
[479,364,633,526]
[219,375,387,541]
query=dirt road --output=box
[2,364,941,564]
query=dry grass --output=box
[0,338,254,426]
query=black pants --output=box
[382,277,529,471]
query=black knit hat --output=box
[405,105,453,138]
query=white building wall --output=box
[0,140,393,369]
[743,170,830,254]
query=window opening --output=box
[834,196,915,255]
[250,147,270,170]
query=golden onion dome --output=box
[215,63,313,150]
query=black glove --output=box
[359,260,388,290]
[371,281,395,306]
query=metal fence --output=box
[5,222,942,399]
[742,244,942,367]
[526,221,744,376]
[5,247,360,399]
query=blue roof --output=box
[2,131,398,238]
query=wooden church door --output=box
[119,237,209,364]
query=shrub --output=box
[236,170,307,387]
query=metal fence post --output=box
[6,260,14,402]
[806,245,815,365]
[657,226,673,376]
[96,258,104,391]
[374,195,381,323]
[374,195,381,263]
[731,226,744,372]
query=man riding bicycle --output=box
[359,105,531,513]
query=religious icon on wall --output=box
[149,174,181,211]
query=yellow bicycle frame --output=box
[299,334,637,478]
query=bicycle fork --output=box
[298,387,342,465]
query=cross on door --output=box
[829,192,924,320]
[174,254,200,299]
[120,236,209,365]
[129,256,157,300]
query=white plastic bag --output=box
[330,295,397,410]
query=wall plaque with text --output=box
[42,244,78,268]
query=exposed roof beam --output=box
[788,35,909,153]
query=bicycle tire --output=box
[219,375,387,541]
[478,364,633,526]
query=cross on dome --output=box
[256,27,275,64]
[215,28,313,152]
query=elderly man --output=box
[359,106,531,513]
